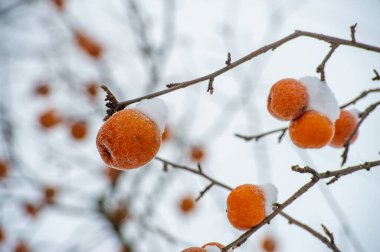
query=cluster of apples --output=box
[95,98,279,247]
[94,76,360,251]
[267,77,359,148]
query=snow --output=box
[299,76,340,122]
[259,183,278,216]
[349,108,360,121]
[135,98,168,133]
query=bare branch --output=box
[156,155,380,252]
[340,88,380,109]
[321,224,335,244]
[280,212,340,252]
[154,157,233,191]
[235,127,287,141]
[341,101,380,166]
[195,183,214,202]
[291,165,318,177]
[114,30,380,108]
[316,44,339,82]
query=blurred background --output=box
[0,0,379,251]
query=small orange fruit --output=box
[34,83,50,96]
[43,186,57,204]
[24,203,39,217]
[289,110,334,148]
[109,203,130,227]
[267,79,309,121]
[52,0,64,10]
[261,236,276,252]
[179,196,195,213]
[227,183,277,231]
[0,226,5,243]
[227,184,266,230]
[14,241,30,252]
[190,146,205,162]
[0,160,9,179]
[181,248,206,252]
[39,109,61,129]
[75,32,103,59]
[329,110,359,148]
[120,245,132,252]
[86,83,98,98]
[96,109,161,169]
[70,121,87,140]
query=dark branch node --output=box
[291,165,318,177]
[326,176,339,185]
[321,224,335,244]
[278,129,287,143]
[163,163,168,172]
[197,163,202,173]
[350,23,357,42]
[101,85,120,121]
[225,52,231,65]
[207,78,215,95]
[372,69,380,81]
[166,83,179,88]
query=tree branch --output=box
[341,101,380,166]
[235,127,288,142]
[279,212,340,252]
[155,156,379,251]
[316,44,339,82]
[111,30,380,109]
[154,157,233,191]
[340,88,380,109]
[223,160,380,251]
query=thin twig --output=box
[341,101,380,166]
[321,224,335,244]
[316,44,339,82]
[340,88,380,109]
[225,52,231,65]
[100,85,120,121]
[207,78,214,95]
[350,23,357,42]
[195,183,214,202]
[154,157,232,191]
[235,127,287,141]
[291,165,318,177]
[280,212,340,252]
[372,69,380,81]
[114,30,380,108]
